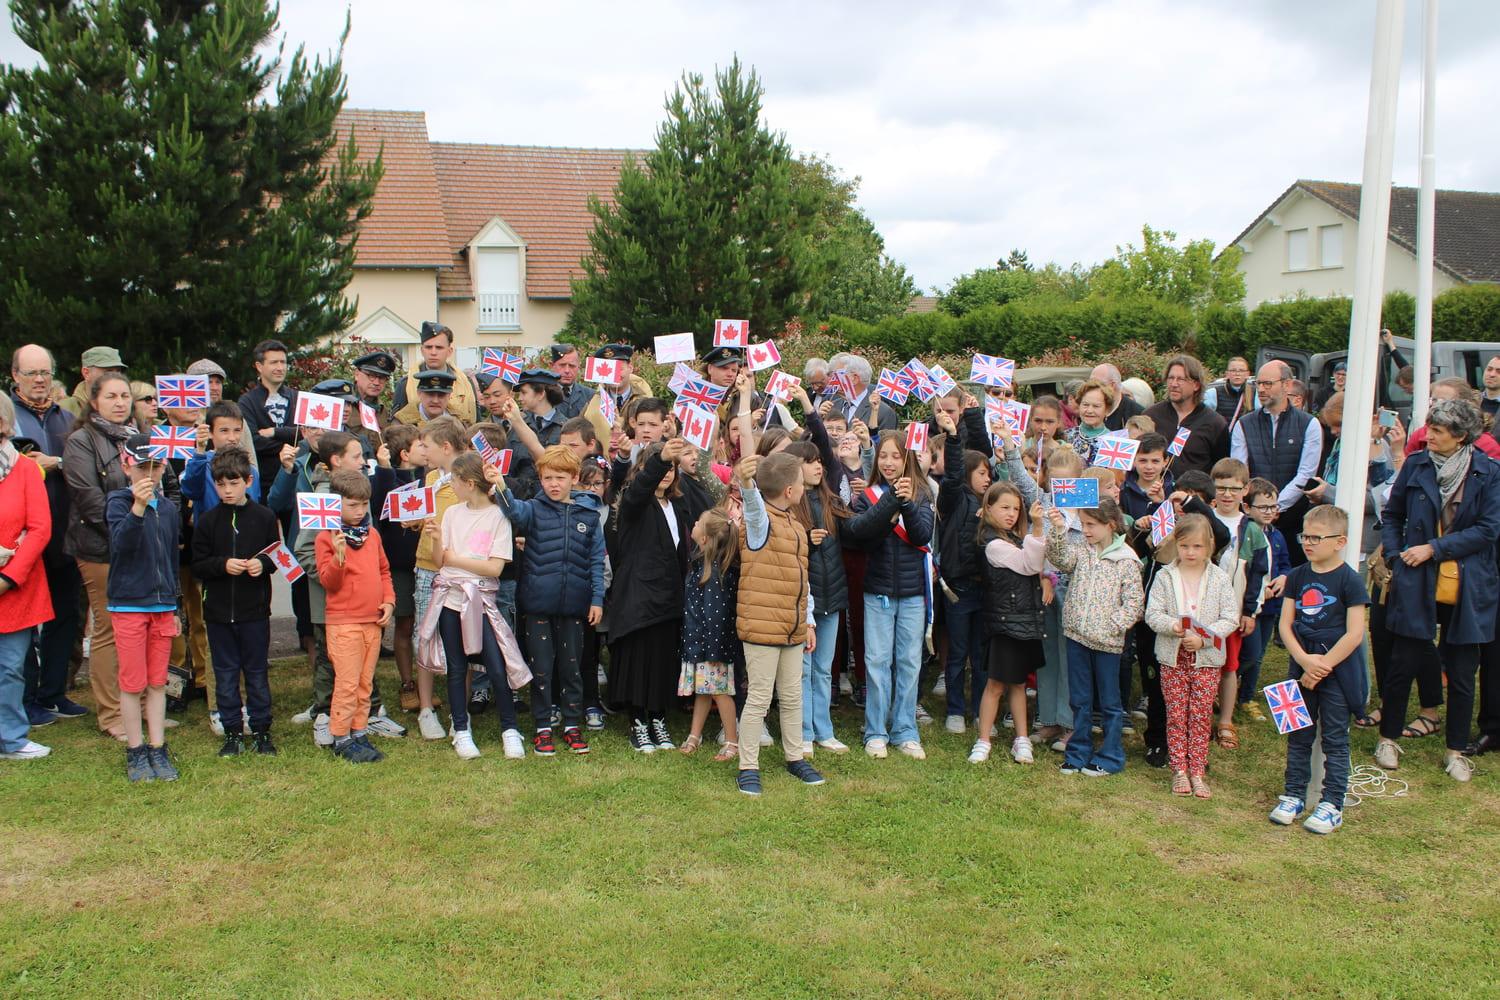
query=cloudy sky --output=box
[5,1,1497,290]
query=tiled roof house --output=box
[332,109,638,362]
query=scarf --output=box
[89,412,135,444]
[1431,443,1472,509]
[342,515,371,549]
[0,440,16,483]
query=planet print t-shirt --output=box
[1285,562,1369,658]
[439,501,513,611]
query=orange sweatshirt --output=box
[315,529,395,624]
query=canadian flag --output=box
[584,357,622,385]
[294,392,345,431]
[384,485,436,523]
[905,421,929,453]
[765,370,801,401]
[358,402,380,432]
[257,541,305,583]
[746,340,781,372]
[678,403,718,451]
[713,318,748,348]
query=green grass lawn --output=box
[3,646,1498,999]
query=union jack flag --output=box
[154,375,210,409]
[668,363,696,393]
[876,368,910,405]
[927,364,957,395]
[1092,435,1141,471]
[1264,678,1313,735]
[1168,425,1192,457]
[297,492,343,531]
[903,359,938,402]
[480,348,525,385]
[598,388,618,426]
[1148,501,1176,547]
[146,425,197,461]
[969,354,1015,388]
[675,377,726,410]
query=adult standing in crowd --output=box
[1376,399,1500,784]
[392,323,478,425]
[64,371,180,740]
[1286,379,1308,412]
[841,355,898,433]
[188,358,255,454]
[351,351,397,418]
[1091,363,1144,432]
[58,346,127,418]
[237,339,300,490]
[0,393,56,760]
[803,358,829,397]
[1203,356,1254,428]
[9,346,88,725]
[1313,362,1346,413]
[583,344,651,444]
[1145,355,1229,478]
[398,370,459,427]
[1479,354,1500,421]
[1231,360,1322,563]
[549,343,596,419]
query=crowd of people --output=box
[2,325,1498,831]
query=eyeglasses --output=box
[986,387,1013,397]
[1253,378,1285,388]
[15,369,54,379]
[1250,503,1279,513]
[1297,532,1345,545]
[1214,484,1245,494]
[138,396,156,403]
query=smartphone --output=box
[1378,408,1396,428]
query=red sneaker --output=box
[563,727,590,755]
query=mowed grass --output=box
[2,646,1498,1000]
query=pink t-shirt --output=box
[440,502,513,610]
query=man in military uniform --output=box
[392,323,478,424]
[398,369,459,427]
[583,343,653,443]
[351,350,397,418]
[549,343,596,419]
[701,345,776,430]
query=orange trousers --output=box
[327,622,381,738]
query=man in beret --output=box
[59,345,128,418]
[549,343,596,419]
[583,343,652,443]
[392,323,478,425]
[351,350,397,418]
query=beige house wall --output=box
[1237,190,1459,307]
[438,297,573,352]
[342,269,440,368]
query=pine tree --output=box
[567,57,824,348]
[0,0,380,376]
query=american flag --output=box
[1264,678,1313,734]
[147,425,196,461]
[1168,425,1192,457]
[876,368,910,405]
[297,492,343,531]
[155,375,210,409]
[1148,501,1176,546]
[969,354,1015,388]
[676,377,726,410]
[1092,435,1141,471]
[471,430,503,465]
[480,348,525,385]
[256,541,304,583]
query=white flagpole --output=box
[1411,0,1439,428]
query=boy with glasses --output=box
[1268,505,1368,834]
[1208,458,1268,749]
[1236,478,1292,722]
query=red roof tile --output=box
[332,109,451,269]
[430,143,637,300]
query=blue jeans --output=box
[1065,639,1125,772]
[863,594,925,745]
[802,611,842,743]
[438,607,519,733]
[1285,675,1352,809]
[1037,601,1071,728]
[942,585,987,718]
[0,628,34,751]
[1237,614,1276,705]
[467,579,518,701]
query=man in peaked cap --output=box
[60,345,128,418]
[398,368,458,427]
[582,343,653,443]
[549,343,596,419]
[351,350,397,417]
[392,322,478,425]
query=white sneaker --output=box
[417,708,445,741]
[162,717,179,728]
[715,729,727,745]
[817,738,849,754]
[839,674,853,696]
[944,714,965,734]
[0,739,51,760]
[915,704,933,726]
[897,740,926,760]
[452,728,481,760]
[865,738,888,759]
[313,713,333,747]
[1445,752,1474,783]
[932,677,946,698]
[967,740,991,764]
[208,711,224,737]
[501,728,525,759]
[760,729,773,747]
[241,707,251,736]
[1010,737,1034,764]
[1374,739,1402,770]
[366,707,407,738]
[291,705,314,725]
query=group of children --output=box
[95,373,1367,835]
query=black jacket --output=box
[806,490,851,615]
[63,420,181,564]
[191,500,280,623]
[977,525,1044,641]
[605,454,692,640]
[237,382,301,488]
[937,430,983,588]
[848,486,933,598]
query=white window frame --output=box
[470,217,525,332]
[1286,228,1309,272]
[1318,224,1343,268]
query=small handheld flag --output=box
[1092,435,1141,471]
[154,375,211,410]
[713,319,749,348]
[597,388,618,426]
[678,403,718,451]
[1168,425,1192,457]
[765,370,801,402]
[297,492,343,531]
[969,354,1016,388]
[358,403,380,433]
[876,368,910,405]
[675,377,727,410]
[1002,400,1030,435]
[668,363,696,393]
[147,425,197,461]
[905,421,929,453]
[294,392,346,431]
[1264,678,1314,734]
[1050,477,1099,509]
[584,357,623,385]
[480,348,525,385]
[256,541,305,583]
[384,486,435,523]
[1148,501,1176,547]
[653,333,697,364]
[746,341,781,372]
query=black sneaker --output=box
[147,744,179,781]
[1058,762,1081,774]
[332,736,359,762]
[736,769,763,796]
[562,727,590,755]
[1144,745,1167,769]
[352,735,384,763]
[786,760,826,785]
[218,734,244,757]
[253,732,278,756]
[125,744,154,783]
[851,685,866,709]
[42,697,90,719]
[628,721,656,754]
[533,729,557,756]
[649,718,676,751]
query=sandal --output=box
[1402,715,1441,739]
[1190,774,1212,799]
[713,741,738,762]
[679,734,702,755]
[1215,723,1238,749]
[1171,770,1191,796]
[1354,710,1381,728]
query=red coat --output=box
[0,457,54,632]
[1405,424,1500,459]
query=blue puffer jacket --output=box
[847,486,934,599]
[498,488,605,616]
[104,488,181,607]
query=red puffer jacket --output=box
[0,456,54,632]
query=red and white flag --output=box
[653,333,696,364]
[713,318,748,348]
[668,363,697,393]
[905,421,929,453]
[384,486,435,523]
[295,392,345,431]
[678,403,718,451]
[256,541,305,583]
[746,340,781,372]
[358,402,380,433]
[584,357,623,385]
[765,370,801,402]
